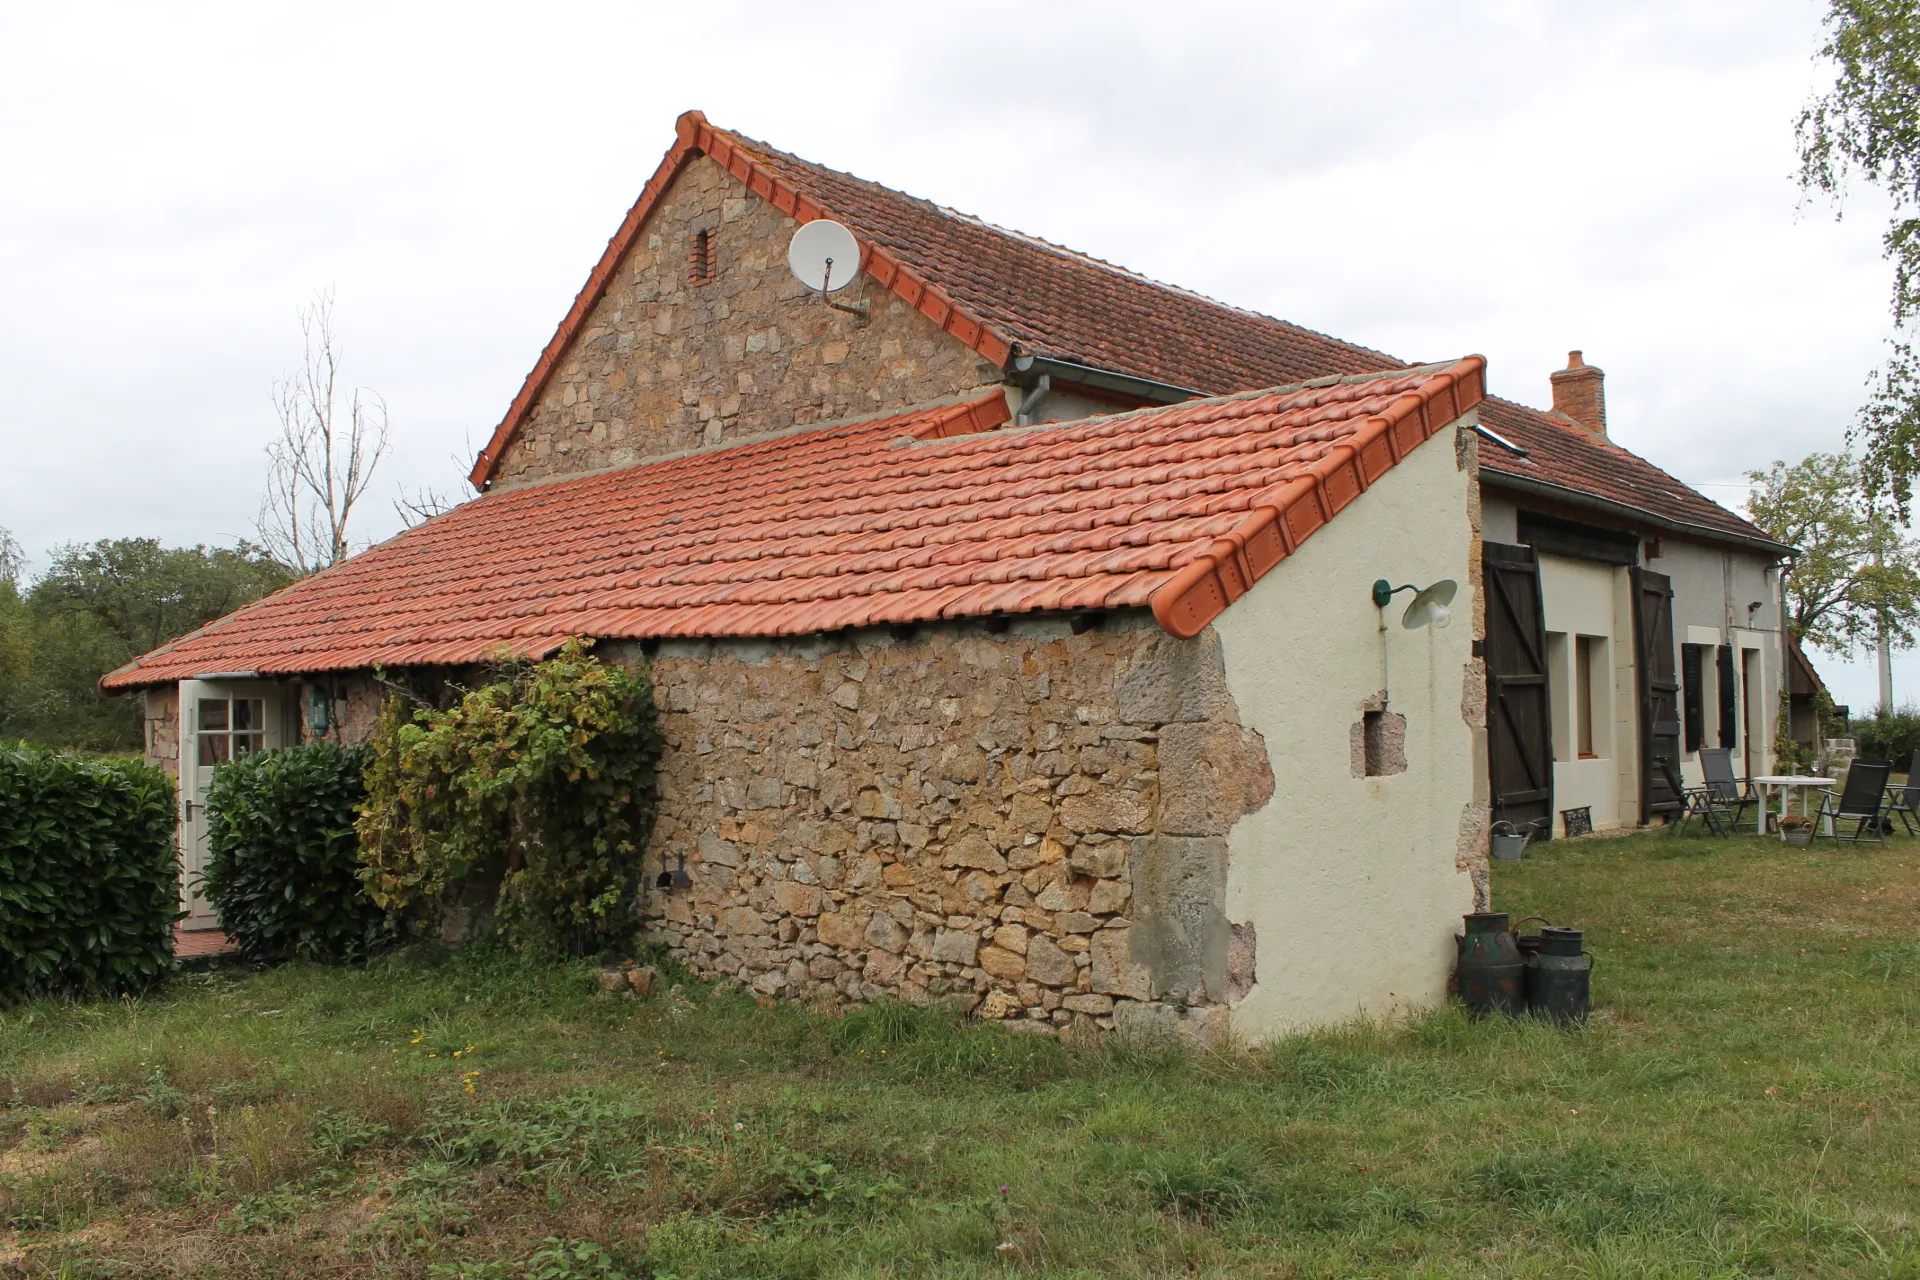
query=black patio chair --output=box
[1698,747,1759,832]
[1816,760,1895,847]
[1657,755,1732,837]
[1886,749,1920,836]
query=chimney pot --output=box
[1550,350,1606,436]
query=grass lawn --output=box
[1,828,1916,1278]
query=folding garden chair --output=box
[1816,760,1895,847]
[1657,755,1732,837]
[1885,749,1920,837]
[1698,747,1758,832]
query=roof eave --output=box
[1479,469,1795,559]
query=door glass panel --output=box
[198,699,230,732]
[199,734,231,765]
[233,699,263,731]
[234,733,265,757]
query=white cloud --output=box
[3,0,1914,703]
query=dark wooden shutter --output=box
[1681,644,1705,752]
[1483,542,1553,837]
[1717,644,1737,747]
[1633,568,1681,822]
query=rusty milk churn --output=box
[1456,912,1525,1017]
[1526,926,1592,1025]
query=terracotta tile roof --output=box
[106,361,1484,690]
[470,111,1396,489]
[1471,399,1783,550]
[468,112,1780,554]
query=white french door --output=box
[177,680,287,928]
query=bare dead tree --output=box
[394,485,459,528]
[258,291,390,574]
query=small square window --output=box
[198,699,229,732]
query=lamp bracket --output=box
[1372,579,1417,609]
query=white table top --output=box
[1750,776,1835,786]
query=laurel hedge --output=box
[202,740,387,964]
[0,744,181,1000]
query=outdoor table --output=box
[1748,776,1835,838]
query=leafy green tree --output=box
[1746,452,1920,653]
[0,530,31,692]
[1799,0,1920,517]
[0,536,293,751]
[30,538,290,660]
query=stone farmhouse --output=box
[104,110,1789,1041]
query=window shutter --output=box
[1682,644,1705,753]
[1717,644,1737,747]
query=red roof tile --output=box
[470,111,1778,553]
[105,361,1483,690]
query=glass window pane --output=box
[233,699,264,731]
[234,733,265,757]
[199,734,231,765]
[198,699,229,731]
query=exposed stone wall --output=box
[622,614,1273,1041]
[293,675,385,749]
[143,687,179,779]
[493,155,1005,490]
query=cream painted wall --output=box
[1539,554,1630,833]
[1214,419,1479,1041]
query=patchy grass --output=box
[0,829,1916,1277]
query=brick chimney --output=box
[1550,350,1606,436]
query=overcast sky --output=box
[1,0,1911,709]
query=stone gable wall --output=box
[492,154,1005,490]
[620,614,1274,1041]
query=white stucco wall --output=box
[1213,420,1480,1041]
[1654,538,1782,788]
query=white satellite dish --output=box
[1401,579,1457,631]
[788,219,863,293]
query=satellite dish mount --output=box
[787,219,870,325]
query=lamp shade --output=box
[1402,579,1457,630]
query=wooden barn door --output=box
[1483,542,1553,837]
[1632,568,1682,823]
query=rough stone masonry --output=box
[619,611,1275,1043]
[493,154,1005,489]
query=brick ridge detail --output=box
[1150,356,1485,638]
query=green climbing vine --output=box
[356,640,660,955]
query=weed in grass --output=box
[429,1235,638,1279]
[309,1107,392,1161]
[1469,1142,1748,1245]
[1126,1145,1264,1221]
[418,1090,650,1183]
[639,1212,733,1280]
[833,999,1069,1083]
[138,1068,188,1120]
[219,1187,302,1234]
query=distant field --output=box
[1,827,1916,1278]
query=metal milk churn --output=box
[1525,926,1592,1025]
[1456,912,1525,1017]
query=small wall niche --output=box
[1351,698,1408,777]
